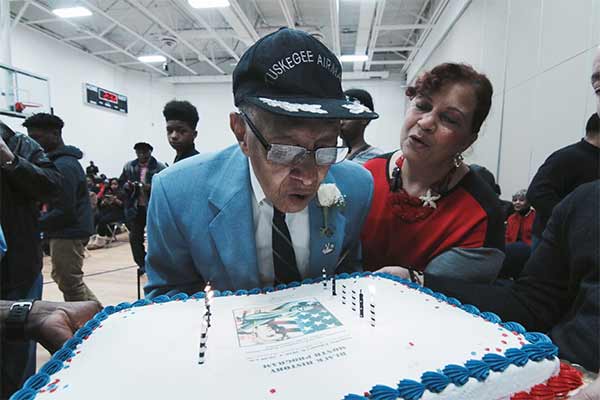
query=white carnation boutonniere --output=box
[317,183,345,237]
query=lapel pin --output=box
[322,243,335,255]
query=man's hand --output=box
[25,300,102,353]
[0,135,15,164]
[571,376,600,399]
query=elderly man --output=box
[145,28,377,297]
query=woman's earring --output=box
[453,153,464,168]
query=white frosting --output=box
[33,276,559,399]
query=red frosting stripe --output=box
[510,362,584,400]
[530,384,555,400]
[546,376,571,397]
[512,392,534,400]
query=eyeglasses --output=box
[240,112,349,166]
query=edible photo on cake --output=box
[233,299,342,347]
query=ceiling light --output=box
[52,7,92,18]
[339,54,369,62]
[188,0,230,8]
[138,55,167,63]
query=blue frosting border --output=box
[11,272,557,400]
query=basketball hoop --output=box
[14,101,42,113]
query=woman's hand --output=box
[571,376,600,399]
[374,266,412,280]
[373,266,424,285]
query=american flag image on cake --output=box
[234,299,342,347]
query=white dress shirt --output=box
[249,159,310,286]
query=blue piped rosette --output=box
[11,271,558,400]
[343,272,559,400]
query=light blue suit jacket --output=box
[144,145,373,298]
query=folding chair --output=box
[107,222,129,245]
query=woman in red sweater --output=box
[361,63,504,283]
[505,189,535,245]
[499,189,536,279]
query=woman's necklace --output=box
[387,157,458,223]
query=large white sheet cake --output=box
[13,273,579,400]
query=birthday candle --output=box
[198,319,208,364]
[322,267,327,290]
[359,290,364,318]
[204,282,212,307]
[204,283,214,328]
[351,289,357,312]
[341,284,347,305]
[369,285,376,327]
[332,275,337,296]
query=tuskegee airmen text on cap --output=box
[265,50,341,82]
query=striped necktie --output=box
[272,207,301,284]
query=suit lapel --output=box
[208,149,260,290]
[308,175,346,278]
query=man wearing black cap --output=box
[119,142,165,274]
[23,113,97,303]
[163,100,200,163]
[144,28,378,297]
[341,89,383,165]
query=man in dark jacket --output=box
[119,142,166,273]
[23,114,97,303]
[527,46,600,249]
[0,121,62,399]
[426,180,600,372]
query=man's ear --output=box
[230,112,249,155]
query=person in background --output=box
[593,47,600,116]
[361,63,504,283]
[341,89,383,165]
[505,189,535,245]
[527,115,599,250]
[86,176,97,193]
[94,175,106,199]
[23,113,98,303]
[163,100,200,164]
[470,163,513,220]
[85,160,99,177]
[498,189,535,279]
[120,142,166,274]
[0,225,6,263]
[426,180,599,373]
[88,178,126,250]
[0,121,61,399]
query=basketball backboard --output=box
[0,63,51,119]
